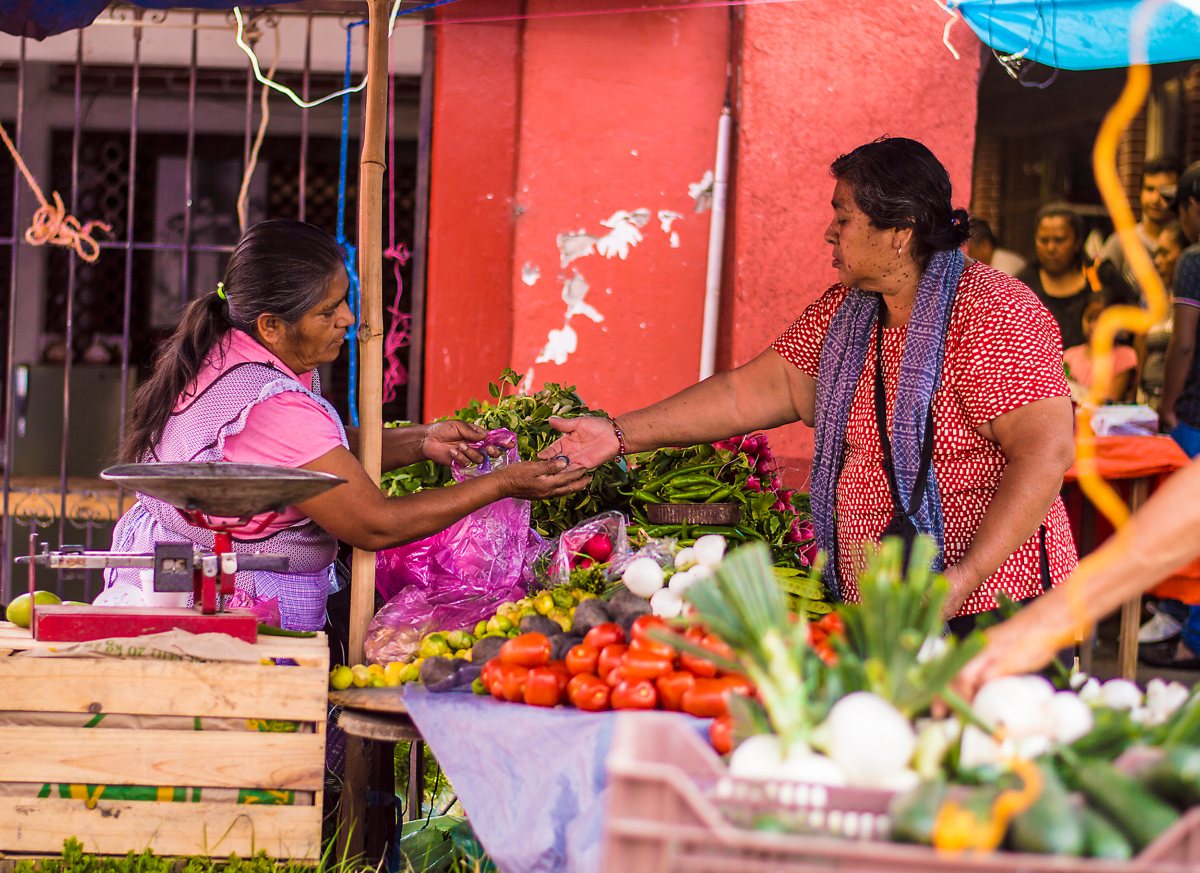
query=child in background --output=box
[1063,293,1138,404]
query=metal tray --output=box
[101,462,346,518]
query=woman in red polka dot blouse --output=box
[544,138,1077,627]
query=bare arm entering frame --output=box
[956,458,1200,696]
[539,348,815,469]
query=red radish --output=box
[578,557,594,570]
[745,475,761,492]
[582,533,614,563]
[756,458,774,475]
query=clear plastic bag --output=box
[548,510,631,586]
[367,429,544,664]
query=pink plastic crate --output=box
[601,713,1200,873]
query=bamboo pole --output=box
[340,0,388,860]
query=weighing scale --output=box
[17,462,345,643]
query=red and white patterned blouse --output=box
[773,262,1078,616]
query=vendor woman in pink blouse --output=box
[96,219,588,630]
[545,138,1078,629]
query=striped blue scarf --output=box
[810,249,963,599]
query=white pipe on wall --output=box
[699,105,732,381]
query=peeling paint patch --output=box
[557,231,597,268]
[596,209,651,260]
[669,231,681,248]
[689,170,714,213]
[522,368,535,394]
[536,322,578,365]
[521,262,541,286]
[658,210,683,234]
[561,272,603,323]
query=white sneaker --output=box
[1138,610,1183,644]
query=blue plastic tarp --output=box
[952,0,1200,70]
[0,1,302,40]
[402,685,710,873]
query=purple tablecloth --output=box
[402,685,708,873]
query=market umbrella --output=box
[0,0,305,39]
[951,0,1200,69]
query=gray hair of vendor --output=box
[119,219,345,463]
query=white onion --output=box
[622,557,665,598]
[673,548,695,569]
[668,569,697,595]
[1100,679,1142,711]
[692,535,727,568]
[650,586,683,618]
[1044,692,1093,744]
[819,692,915,788]
[972,675,1055,739]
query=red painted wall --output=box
[423,0,523,416]
[730,3,982,486]
[426,2,982,484]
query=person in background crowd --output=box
[1097,156,1181,306]
[1063,293,1137,404]
[1017,204,1099,349]
[1139,221,1188,408]
[967,217,1027,277]
[1139,162,1200,667]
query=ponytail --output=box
[119,291,228,462]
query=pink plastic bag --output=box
[367,429,544,663]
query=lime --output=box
[533,592,555,616]
[398,662,420,684]
[551,588,574,610]
[383,662,406,686]
[419,633,450,659]
[350,664,371,688]
[486,615,512,635]
[548,607,572,632]
[5,590,62,628]
[474,620,489,638]
[329,665,354,690]
[446,630,474,651]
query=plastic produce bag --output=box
[549,510,631,586]
[366,429,544,664]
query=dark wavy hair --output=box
[120,219,345,462]
[830,137,970,265]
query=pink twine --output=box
[381,66,412,404]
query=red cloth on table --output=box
[1064,434,1200,604]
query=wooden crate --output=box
[0,622,329,861]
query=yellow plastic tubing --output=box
[1066,0,1170,632]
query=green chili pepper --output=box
[705,485,735,503]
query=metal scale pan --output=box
[101,462,346,519]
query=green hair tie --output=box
[216,282,227,301]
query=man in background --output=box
[968,217,1027,276]
[1098,156,1181,305]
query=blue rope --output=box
[336,20,367,427]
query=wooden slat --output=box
[336,709,422,743]
[0,727,325,791]
[0,797,321,859]
[0,659,329,722]
[329,685,409,714]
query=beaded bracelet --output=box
[604,414,627,462]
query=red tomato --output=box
[584,623,627,650]
[565,644,600,676]
[684,625,707,645]
[523,666,563,707]
[499,632,552,668]
[621,650,673,681]
[545,660,572,695]
[605,665,627,687]
[597,643,628,678]
[709,713,734,754]
[630,615,668,643]
[702,634,736,670]
[628,636,675,661]
[655,670,696,711]
[679,651,719,679]
[496,663,530,703]
[568,675,611,712]
[611,678,658,710]
[481,659,504,698]
[721,675,755,699]
[681,678,730,718]
[817,612,844,636]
